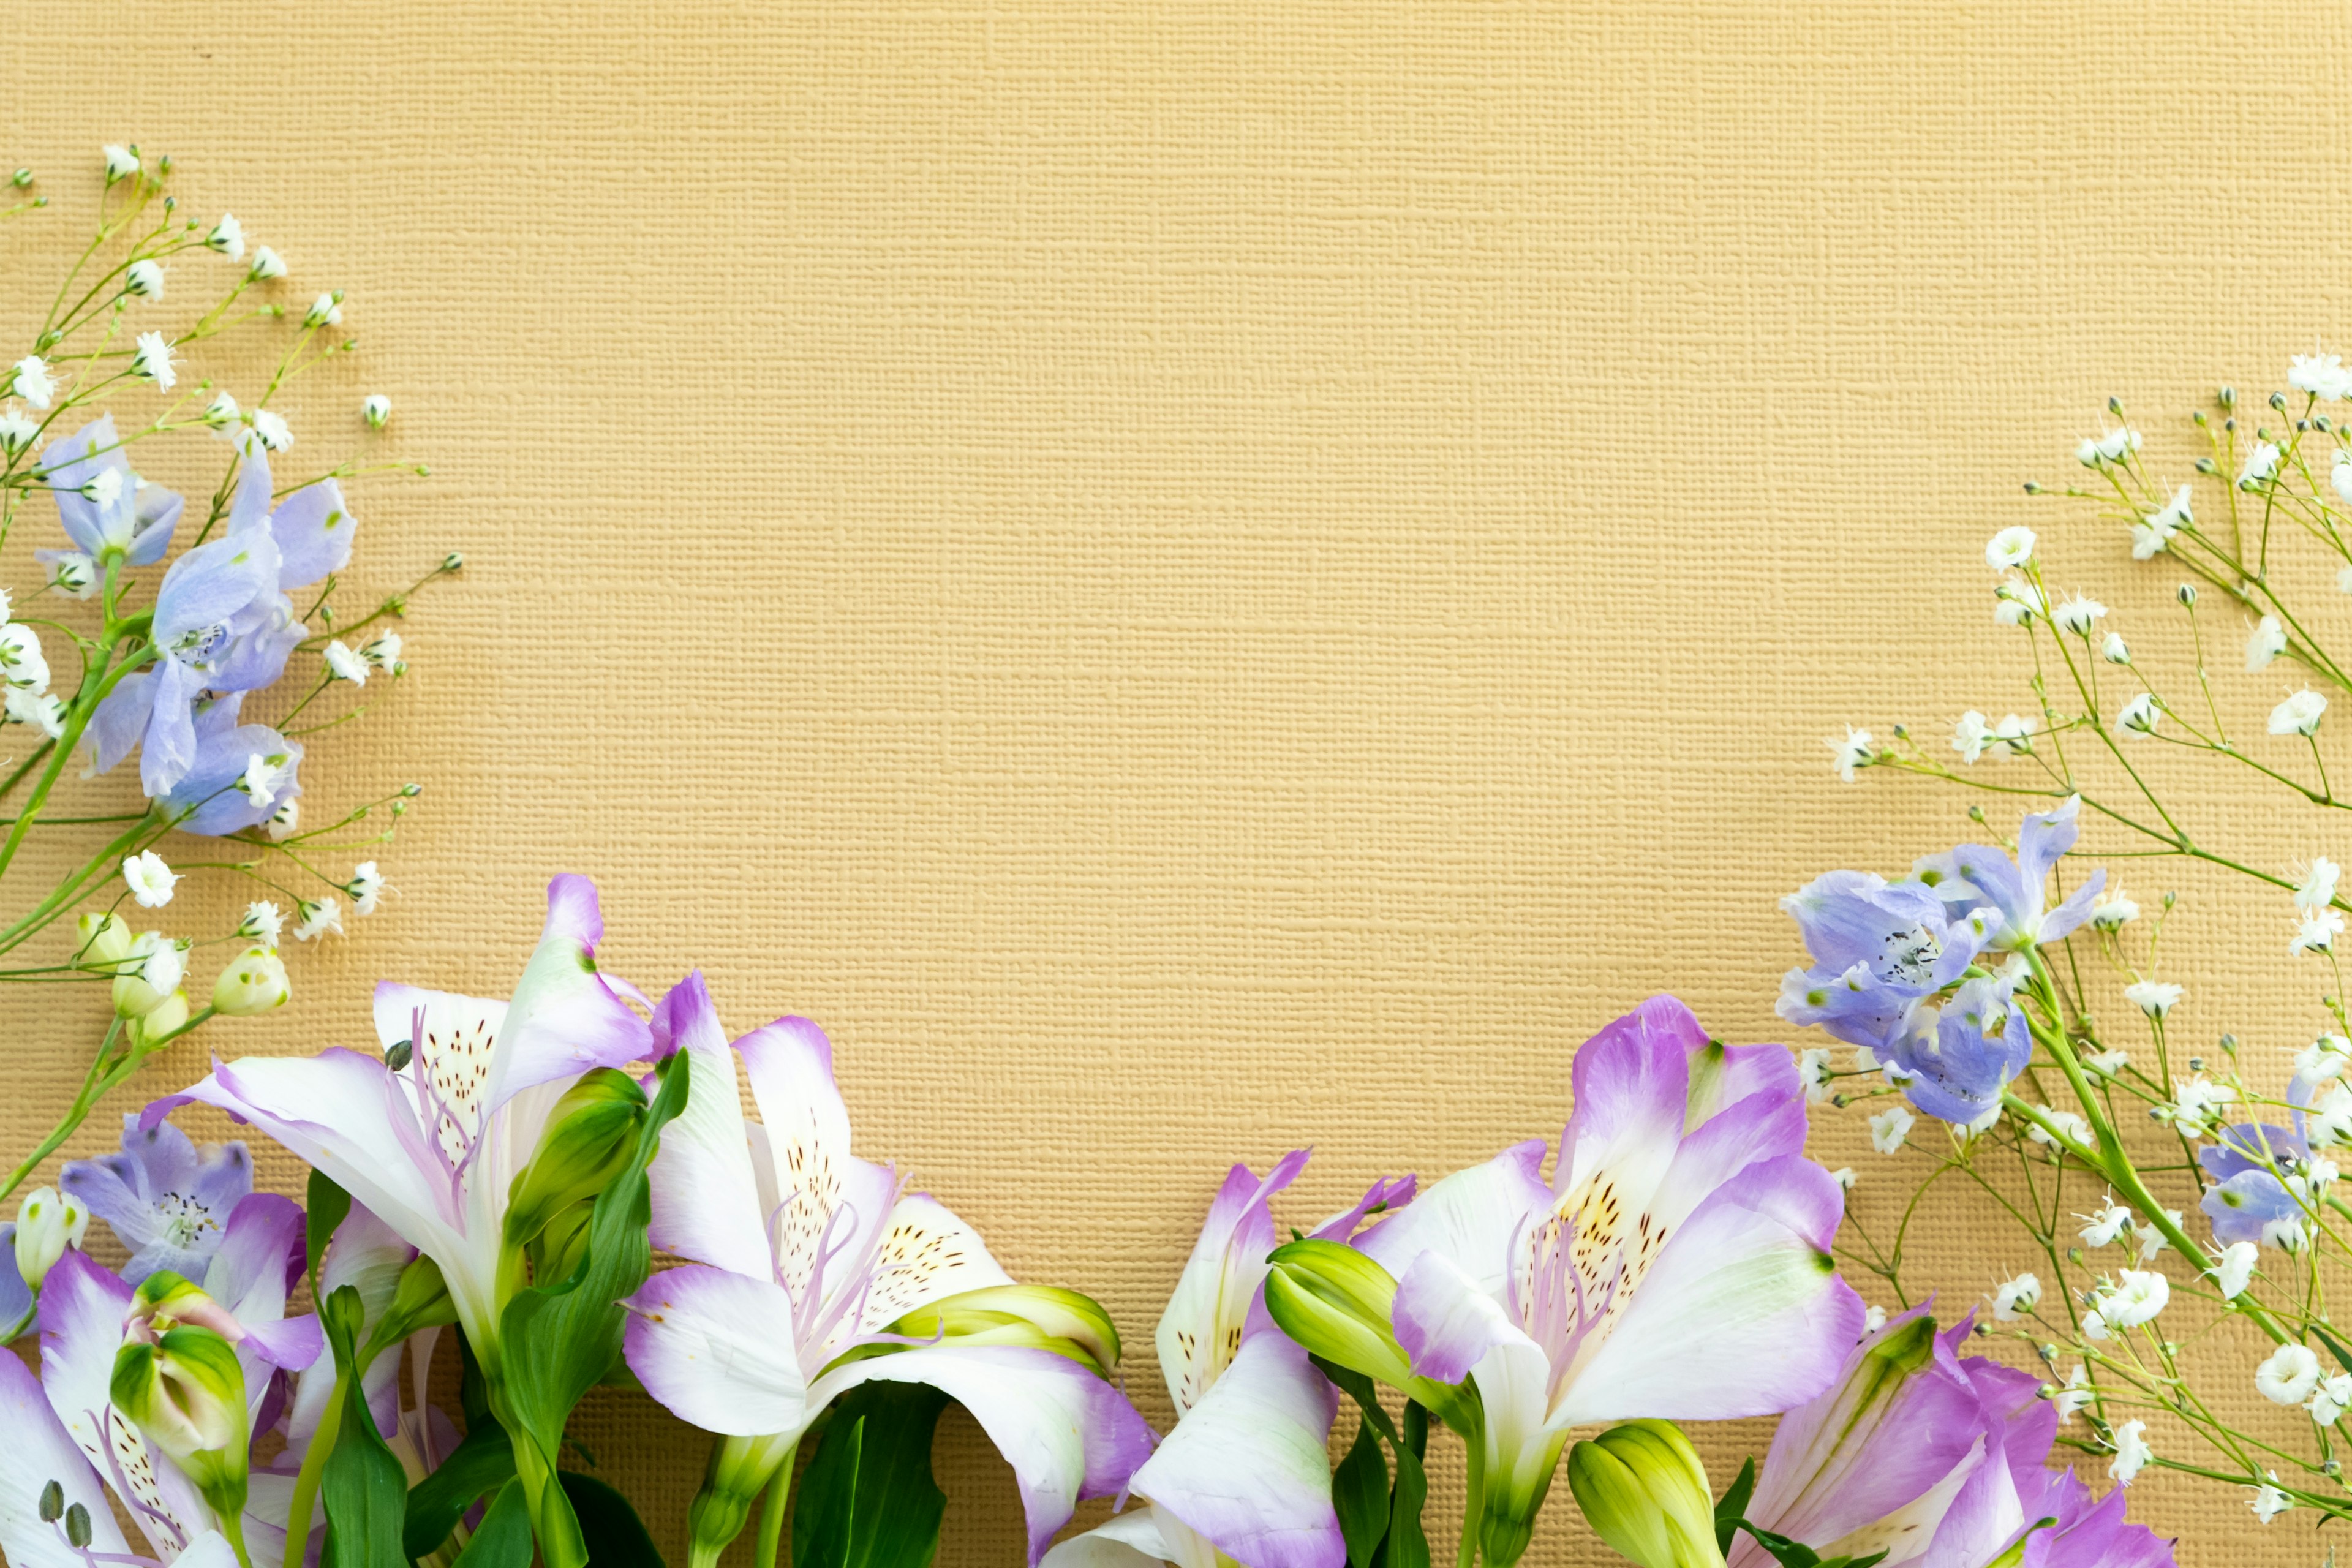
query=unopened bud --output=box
[130,991,191,1048]
[110,1324,249,1521]
[211,945,289,1017]
[111,933,185,1018]
[1566,1421,1724,1568]
[77,912,132,970]
[13,1186,88,1289]
[503,1068,646,1251]
[888,1284,1122,1378]
[361,394,390,429]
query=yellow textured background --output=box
[7,3,2351,1562]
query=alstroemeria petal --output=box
[623,1265,811,1438]
[737,1015,857,1295]
[854,1191,1015,1333]
[1357,1140,1549,1295]
[1393,1250,1533,1384]
[1555,1156,1861,1424]
[1038,1506,1186,1567]
[489,875,652,1112]
[645,973,772,1278]
[0,1345,130,1568]
[1129,1333,1342,1568]
[1157,1151,1308,1414]
[810,1344,1154,1566]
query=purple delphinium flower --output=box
[1890,974,2034,1128]
[156,692,303,837]
[35,413,183,570]
[60,1112,254,1284]
[2198,1121,2313,1249]
[1914,796,2108,953]
[1732,1306,2173,1568]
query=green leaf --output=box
[402,1415,518,1560]
[450,1479,536,1568]
[559,1471,667,1568]
[495,1052,690,1565]
[1314,1360,1429,1568]
[793,1382,952,1568]
[1715,1457,1757,1555]
[2316,1327,2352,1378]
[305,1169,351,1300]
[316,1286,408,1568]
[1333,1416,1390,1568]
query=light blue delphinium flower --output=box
[59,1112,253,1285]
[156,693,303,838]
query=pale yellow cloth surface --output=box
[2,4,2343,1561]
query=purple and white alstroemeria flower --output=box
[624,973,1152,1565]
[36,414,183,571]
[37,1196,322,1567]
[1915,796,2107,954]
[156,875,651,1362]
[1044,1155,1412,1568]
[1343,998,1861,1559]
[1730,1306,2172,1568]
[0,1344,241,1568]
[62,1113,255,1285]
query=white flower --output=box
[2079,1195,2132,1249]
[2052,594,2106,635]
[2256,1342,2322,1405]
[2210,1240,2259,1300]
[1956,712,2035,760]
[266,799,300,843]
[2314,1372,2352,1426]
[2308,1082,2352,1148]
[206,213,245,262]
[45,552,94,598]
[1985,526,2037,569]
[130,331,175,390]
[248,246,287,282]
[1953,710,1993,764]
[0,623,48,692]
[1869,1105,1914,1155]
[2108,1419,2151,1485]
[2264,1213,2312,1252]
[1852,1045,1881,1072]
[2249,1473,2291,1525]
[1798,1047,1833,1104]
[304,293,342,328]
[2052,1363,2094,1421]
[237,753,284,809]
[2308,1157,2342,1194]
[2241,441,2283,488]
[101,145,140,182]
[2272,688,2329,736]
[240,900,284,944]
[2293,908,2345,957]
[2117,692,2160,735]
[2294,352,2352,401]
[1991,1272,2040,1321]
[2247,614,2288,671]
[124,260,164,301]
[4,689,64,739]
[135,935,184,996]
[347,861,386,916]
[1861,1305,1887,1333]
[292,897,343,943]
[360,631,403,670]
[246,408,293,453]
[2161,1076,2236,1139]
[203,391,239,429]
[324,639,369,685]
[2084,1047,2131,1075]
[2028,1106,2092,1149]
[2338,453,2352,507]
[362,393,391,429]
[2082,425,2141,464]
[2125,979,2182,1019]
[11,356,55,410]
[1829,1166,1856,1193]
[1994,576,2044,627]
[2299,858,2340,912]
[2089,886,2139,931]
[2101,631,2131,664]
[1826,725,1872,783]
[120,850,178,908]
[1879,1058,1917,1090]
[0,402,34,454]
[2340,563,2352,595]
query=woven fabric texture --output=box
[4,4,2345,1561]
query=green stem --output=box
[754,1450,795,1568]
[0,1018,121,1207]
[1455,1435,1485,1568]
[280,1366,347,1568]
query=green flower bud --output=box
[502,1068,646,1252]
[1566,1421,1723,1568]
[78,912,133,970]
[883,1284,1124,1377]
[129,990,191,1047]
[111,1324,249,1522]
[1262,1238,1475,1431]
[211,945,289,1017]
[369,1253,459,1353]
[13,1186,88,1289]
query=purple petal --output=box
[1781,872,1967,992]
[1356,1140,1548,1295]
[204,1193,306,1323]
[645,973,773,1278]
[0,1346,131,1567]
[1393,1250,1532,1382]
[1157,1151,1309,1411]
[85,669,157,777]
[266,480,356,590]
[2016,797,2084,886]
[124,483,182,566]
[488,875,654,1112]
[1306,1172,1417,1243]
[1131,1333,1343,1568]
[624,1264,810,1436]
[154,533,277,647]
[136,656,202,797]
[240,1314,325,1373]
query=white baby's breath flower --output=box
[239,900,284,944]
[1850,1044,1880,1073]
[45,552,94,598]
[1991,1272,2040,1321]
[2210,1240,2259,1300]
[1798,1047,1833,1104]
[2084,1047,2131,1076]
[101,145,139,182]
[2052,1363,2094,1421]
[123,260,163,300]
[2297,1033,2352,1082]
[121,850,178,908]
[266,799,299,843]
[2125,979,2182,1019]
[2293,352,2352,401]
[360,631,402,670]
[1953,710,1992,764]
[0,402,34,454]
[2079,1194,2132,1249]
[2241,441,2283,488]
[2299,858,2340,911]
[206,213,245,263]
[2293,908,2345,957]
[323,639,369,685]
[130,331,175,390]
[2130,483,2193,562]
[248,246,287,282]
[2101,630,2131,664]
[2080,425,2141,464]
[2258,1343,2323,1405]
[244,409,292,453]
[2117,692,2159,736]
[2248,614,2288,671]
[2314,1373,2352,1427]
[304,292,342,328]
[1829,1166,1856,1193]
[2098,1268,2171,1330]
[1861,1305,1887,1333]
[202,391,239,430]
[2089,886,2139,931]
[2108,1419,2152,1485]
[361,393,391,429]
[1869,1105,1913,1155]
[2052,594,2106,635]
[1826,725,1872,783]
[292,897,343,943]
[2272,688,2328,736]
[236,753,284,809]
[2028,1106,2092,1149]
[4,689,64,739]
[0,624,48,692]
[1993,576,2043,626]
[347,861,386,916]
[2160,1077,2235,1139]
[2249,1473,2291,1525]
[11,356,55,410]
[1985,526,2037,569]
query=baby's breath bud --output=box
[1968,804,1987,823]
[2222,1033,2239,1054]
[2177,584,2198,606]
[2220,386,2237,409]
[303,292,343,329]
[2194,456,2217,474]
[2022,480,2042,494]
[124,260,164,300]
[361,393,390,429]
[2108,396,2124,416]
[442,551,464,572]
[2192,410,2207,426]
[10,169,29,189]
[2329,1459,2343,1478]
[2271,391,2289,412]
[2188,1055,2205,1072]
[2163,890,2177,908]
[401,782,422,797]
